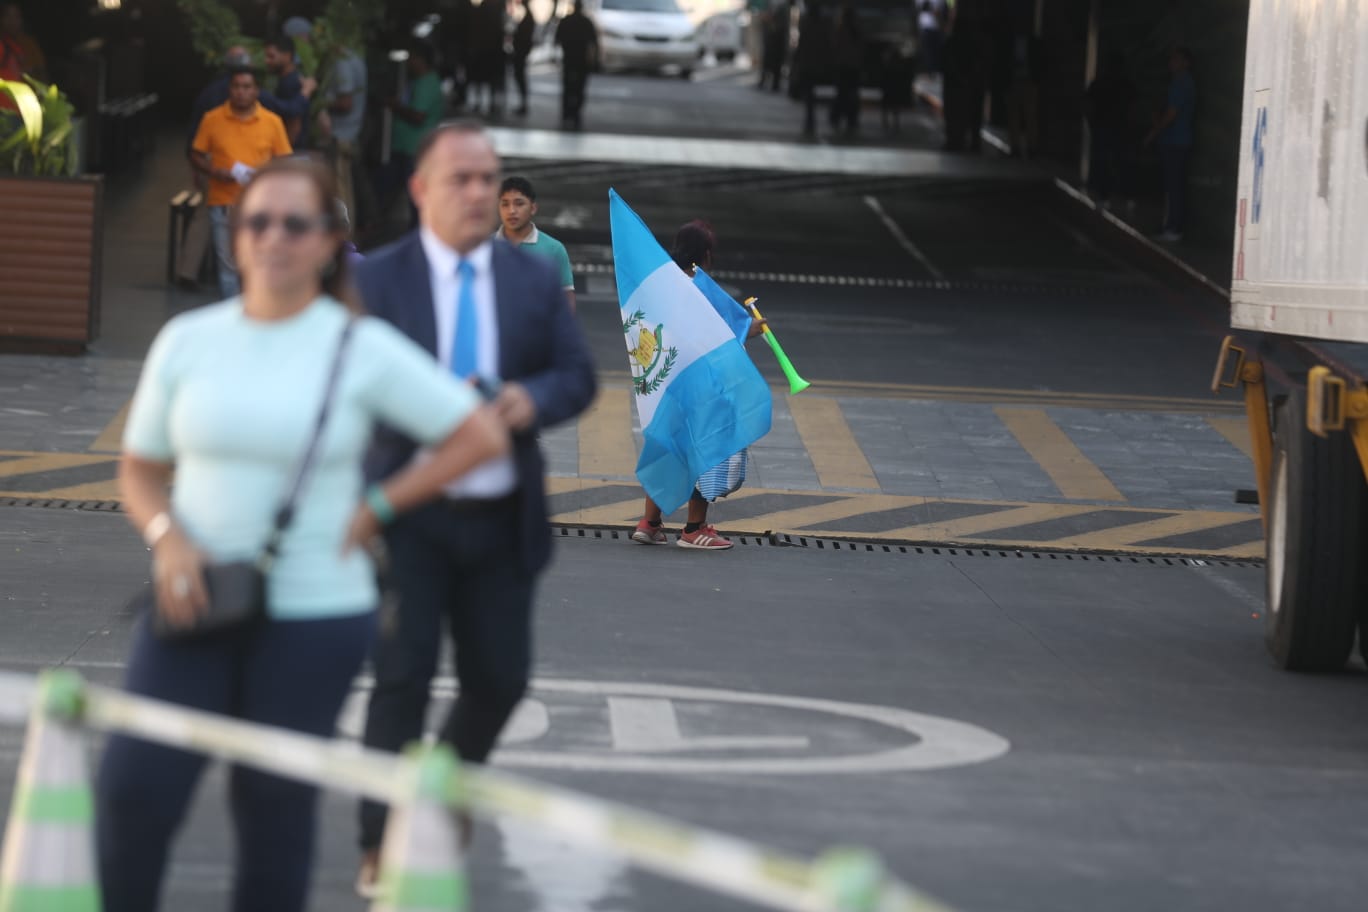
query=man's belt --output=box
[441,491,519,515]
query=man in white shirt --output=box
[351,121,596,894]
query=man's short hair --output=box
[1174,46,1194,66]
[267,34,296,55]
[226,64,259,85]
[414,120,492,170]
[500,176,536,201]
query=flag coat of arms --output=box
[609,190,773,514]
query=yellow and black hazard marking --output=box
[545,478,1263,559]
[0,454,1263,558]
[0,451,121,501]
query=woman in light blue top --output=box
[95,158,509,912]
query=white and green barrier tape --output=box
[0,669,957,912]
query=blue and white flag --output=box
[692,268,753,341]
[610,189,772,514]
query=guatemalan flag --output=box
[610,190,773,514]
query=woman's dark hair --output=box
[671,219,716,273]
[231,157,361,312]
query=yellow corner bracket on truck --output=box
[1306,365,1368,489]
[1213,336,1274,531]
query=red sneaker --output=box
[631,519,668,545]
[677,525,733,550]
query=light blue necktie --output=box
[453,259,478,379]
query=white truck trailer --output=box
[1214,0,1368,670]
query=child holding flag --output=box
[631,220,767,551]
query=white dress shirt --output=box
[418,228,518,499]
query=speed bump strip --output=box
[545,479,1263,558]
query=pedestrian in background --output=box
[879,45,913,135]
[556,0,598,130]
[322,40,368,224]
[97,157,507,912]
[794,1,830,138]
[916,0,941,75]
[264,34,316,147]
[440,0,476,111]
[511,0,537,116]
[0,1,44,86]
[941,13,987,153]
[190,66,293,298]
[353,122,596,895]
[377,40,445,228]
[1145,46,1197,243]
[470,0,508,117]
[496,175,576,311]
[1085,50,1136,211]
[1006,29,1044,159]
[829,0,863,137]
[758,0,789,92]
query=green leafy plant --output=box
[173,0,384,120]
[175,0,247,66]
[0,76,77,176]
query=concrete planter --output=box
[0,174,105,353]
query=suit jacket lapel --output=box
[403,234,439,357]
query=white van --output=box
[587,0,702,77]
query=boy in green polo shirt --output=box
[496,176,577,311]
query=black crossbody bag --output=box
[136,318,358,641]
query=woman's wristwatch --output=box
[142,512,173,549]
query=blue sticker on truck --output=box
[1251,105,1268,224]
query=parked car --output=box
[697,8,747,62]
[587,0,703,76]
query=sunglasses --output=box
[238,212,330,239]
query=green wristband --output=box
[366,485,397,524]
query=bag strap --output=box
[258,316,359,571]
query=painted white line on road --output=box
[1053,177,1231,299]
[862,195,946,281]
[1193,565,1264,612]
[608,696,810,753]
[48,669,1008,775]
[336,676,1009,775]
[498,679,1009,775]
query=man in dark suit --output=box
[352,121,596,893]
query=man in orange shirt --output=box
[191,66,293,298]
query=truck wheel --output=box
[1265,394,1368,671]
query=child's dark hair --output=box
[671,220,716,272]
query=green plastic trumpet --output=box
[745,298,810,395]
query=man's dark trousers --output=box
[562,64,589,123]
[357,499,530,850]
